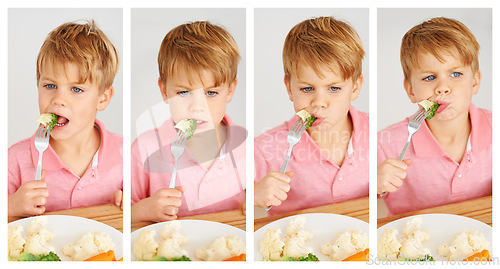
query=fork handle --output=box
[380,135,412,197]
[280,146,293,173]
[169,157,179,188]
[398,135,412,161]
[35,154,43,180]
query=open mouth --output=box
[55,114,69,127]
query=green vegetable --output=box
[38,251,61,261]
[37,113,58,130]
[152,255,191,261]
[17,252,38,261]
[398,254,434,262]
[280,253,319,261]
[304,115,317,130]
[426,103,440,120]
[184,119,197,139]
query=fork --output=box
[266,119,307,211]
[169,130,188,188]
[380,108,431,197]
[34,124,51,181]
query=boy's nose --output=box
[435,80,451,95]
[189,91,208,112]
[311,92,327,108]
[52,90,67,106]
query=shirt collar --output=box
[412,103,490,158]
[30,119,120,171]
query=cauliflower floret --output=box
[63,231,115,261]
[133,229,159,261]
[23,217,55,256]
[377,229,401,260]
[438,230,489,260]
[157,220,188,259]
[282,217,313,259]
[196,235,245,261]
[399,236,431,260]
[259,228,285,261]
[322,229,368,261]
[8,225,26,260]
[398,217,430,260]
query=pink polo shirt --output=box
[8,119,123,212]
[255,106,369,216]
[377,103,492,216]
[131,114,246,217]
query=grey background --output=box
[8,8,123,147]
[377,8,492,131]
[131,8,246,140]
[254,8,369,137]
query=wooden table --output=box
[8,204,123,232]
[254,197,369,231]
[132,209,246,232]
[377,195,492,228]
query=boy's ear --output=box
[158,78,169,104]
[472,69,481,95]
[225,78,237,103]
[97,86,114,111]
[350,74,363,101]
[284,76,293,102]
[404,79,418,103]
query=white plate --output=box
[254,213,369,261]
[131,220,246,261]
[8,215,123,261]
[377,214,492,260]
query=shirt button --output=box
[458,174,462,178]
[339,177,343,181]
[78,187,82,190]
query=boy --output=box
[377,17,491,216]
[131,21,246,223]
[254,17,369,216]
[8,20,123,217]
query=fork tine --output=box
[291,119,300,131]
[44,126,51,138]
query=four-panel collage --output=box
[4,3,495,267]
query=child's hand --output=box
[131,186,185,223]
[254,171,294,208]
[113,190,123,210]
[377,159,412,194]
[8,170,49,217]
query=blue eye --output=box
[206,91,218,97]
[71,87,83,93]
[329,86,340,92]
[300,87,313,93]
[423,75,436,81]
[45,84,56,89]
[178,91,190,96]
[451,72,462,78]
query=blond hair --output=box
[283,16,365,81]
[36,20,119,93]
[158,21,240,86]
[401,17,480,80]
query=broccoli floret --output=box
[17,252,38,261]
[170,255,191,261]
[304,115,317,130]
[425,103,440,120]
[36,113,58,130]
[398,254,434,262]
[280,253,319,261]
[38,251,61,261]
[174,119,197,139]
[152,255,191,261]
[297,253,319,261]
[152,255,169,261]
[280,256,298,261]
